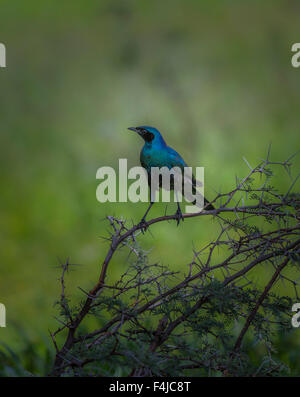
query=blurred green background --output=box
[0,0,299,374]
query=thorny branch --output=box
[50,152,300,376]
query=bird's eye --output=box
[144,131,154,142]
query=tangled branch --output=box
[50,151,300,376]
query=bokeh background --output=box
[0,0,299,374]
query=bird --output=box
[128,126,215,228]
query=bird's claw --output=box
[175,208,184,226]
[138,218,148,234]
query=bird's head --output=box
[128,126,166,146]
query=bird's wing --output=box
[166,146,202,187]
[165,146,204,209]
[165,146,187,168]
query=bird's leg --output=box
[175,200,184,226]
[138,201,154,233]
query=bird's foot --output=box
[174,208,184,226]
[138,218,148,234]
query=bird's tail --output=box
[185,190,215,211]
[189,174,215,210]
[171,168,215,211]
[204,198,215,210]
[190,173,215,210]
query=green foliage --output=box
[0,340,53,377]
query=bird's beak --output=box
[128,127,138,133]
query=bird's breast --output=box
[140,148,169,169]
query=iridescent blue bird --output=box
[128,126,214,227]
